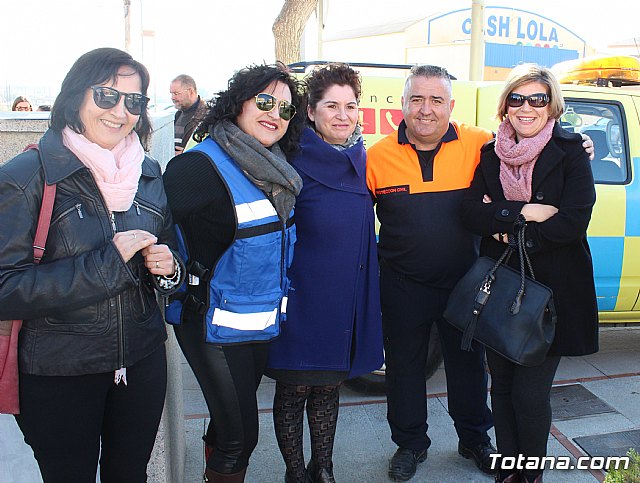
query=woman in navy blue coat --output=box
[266,64,383,483]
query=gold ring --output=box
[155,261,160,269]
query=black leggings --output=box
[174,320,268,474]
[15,345,167,483]
[487,350,561,481]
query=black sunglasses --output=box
[90,86,149,115]
[507,92,550,108]
[254,93,296,121]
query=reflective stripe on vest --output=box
[236,199,277,226]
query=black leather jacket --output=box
[0,129,182,376]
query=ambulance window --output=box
[563,100,628,184]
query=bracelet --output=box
[165,259,180,281]
[157,260,181,290]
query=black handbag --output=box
[443,223,557,366]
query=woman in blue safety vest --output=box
[163,63,305,483]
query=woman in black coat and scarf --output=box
[460,64,598,483]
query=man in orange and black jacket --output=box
[366,65,496,482]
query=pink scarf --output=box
[62,127,144,212]
[495,118,555,202]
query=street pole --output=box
[317,0,324,60]
[469,0,485,81]
[124,0,131,52]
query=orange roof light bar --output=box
[552,55,640,86]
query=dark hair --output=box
[50,47,152,147]
[194,63,304,158]
[12,96,32,111]
[306,63,362,111]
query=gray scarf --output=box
[212,120,302,220]
[332,124,363,151]
[311,123,363,151]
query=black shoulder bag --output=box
[443,221,557,366]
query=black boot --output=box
[522,473,542,483]
[306,459,336,483]
[495,472,520,482]
[285,468,307,483]
[203,467,247,482]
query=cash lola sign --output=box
[425,7,587,51]
[463,14,559,44]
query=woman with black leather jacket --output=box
[0,48,184,483]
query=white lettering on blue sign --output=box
[461,15,558,44]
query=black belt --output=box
[236,216,295,239]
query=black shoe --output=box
[285,470,305,483]
[306,459,336,483]
[388,447,428,482]
[495,472,521,483]
[458,440,497,474]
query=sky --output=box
[1,0,638,108]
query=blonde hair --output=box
[496,63,564,121]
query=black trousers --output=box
[174,320,269,474]
[380,262,493,451]
[15,345,167,483]
[487,349,561,479]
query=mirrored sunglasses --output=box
[255,93,296,121]
[90,86,149,115]
[507,92,550,108]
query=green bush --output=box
[604,448,640,483]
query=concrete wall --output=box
[0,110,185,483]
[0,112,50,165]
[0,110,175,168]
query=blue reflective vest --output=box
[166,137,295,344]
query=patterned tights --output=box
[273,382,340,482]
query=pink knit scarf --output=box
[62,127,144,212]
[495,118,555,202]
